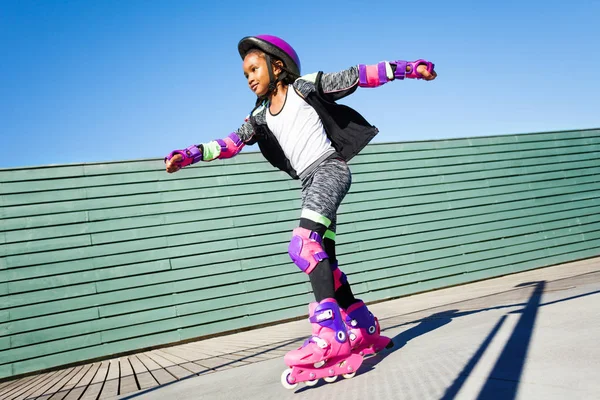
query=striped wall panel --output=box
[1,128,599,379]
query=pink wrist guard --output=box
[392,59,435,80]
[164,145,202,168]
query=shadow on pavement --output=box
[440,281,545,400]
[360,280,599,398]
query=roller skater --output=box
[164,34,436,389]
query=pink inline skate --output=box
[342,300,393,357]
[281,298,363,389]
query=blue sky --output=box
[1,0,599,168]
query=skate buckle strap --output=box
[309,336,329,349]
[309,309,333,324]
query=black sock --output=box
[323,237,357,309]
[334,283,357,309]
[323,237,336,261]
[309,259,336,302]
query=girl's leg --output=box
[324,219,393,355]
[283,158,359,375]
[292,158,351,302]
[322,219,358,310]
[287,158,392,361]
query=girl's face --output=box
[243,52,277,97]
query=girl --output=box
[165,34,436,388]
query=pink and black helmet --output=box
[238,34,301,76]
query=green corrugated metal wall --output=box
[1,128,599,379]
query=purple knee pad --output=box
[391,59,435,80]
[164,145,202,168]
[288,227,328,274]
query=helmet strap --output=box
[264,54,278,94]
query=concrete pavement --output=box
[114,257,600,400]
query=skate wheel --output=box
[305,378,319,386]
[323,375,338,383]
[343,372,356,379]
[281,368,298,390]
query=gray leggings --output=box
[300,157,352,233]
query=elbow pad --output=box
[202,132,245,161]
[358,62,394,87]
[216,132,245,159]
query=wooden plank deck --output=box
[0,333,305,400]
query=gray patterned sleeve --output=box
[236,119,256,143]
[294,66,360,101]
[320,66,360,94]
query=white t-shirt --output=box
[265,87,335,176]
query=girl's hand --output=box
[416,64,437,81]
[166,153,183,173]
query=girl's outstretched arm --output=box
[165,119,255,173]
[305,59,436,102]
